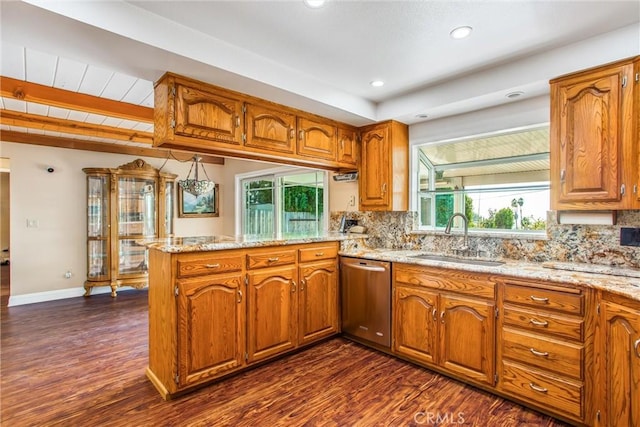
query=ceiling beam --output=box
[0,110,153,144]
[0,76,154,123]
[1,130,225,165]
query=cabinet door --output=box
[636,58,640,203]
[174,83,243,145]
[359,126,389,209]
[247,266,298,363]
[337,127,358,168]
[393,285,439,366]
[551,64,631,208]
[297,117,337,161]
[602,300,640,427]
[440,293,495,386]
[298,260,338,345]
[177,274,245,388]
[245,103,296,154]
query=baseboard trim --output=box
[8,286,112,306]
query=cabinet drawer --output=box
[246,249,296,269]
[501,361,583,421]
[394,264,495,299]
[299,244,338,263]
[502,305,584,342]
[177,254,243,278]
[502,328,583,380]
[503,283,583,315]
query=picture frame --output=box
[178,184,219,218]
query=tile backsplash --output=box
[331,210,640,269]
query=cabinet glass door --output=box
[164,181,174,236]
[118,177,157,237]
[87,175,109,281]
[118,239,148,275]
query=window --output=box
[241,169,327,235]
[415,125,550,233]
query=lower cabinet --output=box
[177,273,245,388]
[599,294,640,427]
[147,242,339,399]
[393,264,496,387]
[497,278,592,425]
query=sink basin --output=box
[411,254,505,267]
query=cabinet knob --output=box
[235,115,240,128]
[529,318,549,327]
[291,280,297,293]
[315,252,324,257]
[299,130,304,141]
[237,290,243,303]
[300,278,306,292]
[290,128,295,140]
[440,311,445,324]
[560,169,566,182]
[205,263,220,269]
[529,383,548,393]
[529,348,550,357]
[432,308,437,321]
[634,338,640,358]
[267,257,280,263]
[529,295,549,303]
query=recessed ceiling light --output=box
[370,80,385,87]
[506,91,524,99]
[303,0,326,8]
[415,113,428,119]
[450,26,473,39]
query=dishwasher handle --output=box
[343,262,388,273]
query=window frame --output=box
[410,123,551,235]
[235,166,329,235]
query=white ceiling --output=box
[1,0,639,141]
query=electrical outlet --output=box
[349,195,356,207]
[26,219,39,228]
[64,271,72,279]
[620,227,640,247]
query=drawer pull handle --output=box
[530,348,550,357]
[529,383,548,393]
[267,257,280,263]
[237,290,243,303]
[291,280,297,293]
[432,308,437,321]
[205,263,221,269]
[530,295,549,303]
[315,252,325,257]
[634,338,640,358]
[529,318,549,327]
[300,278,306,292]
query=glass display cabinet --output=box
[83,159,176,297]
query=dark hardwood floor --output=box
[0,290,569,426]
[1,263,9,307]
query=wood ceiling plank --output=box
[0,130,225,165]
[0,76,154,122]
[0,110,153,144]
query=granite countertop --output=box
[139,232,368,253]
[339,248,640,302]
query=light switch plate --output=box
[620,227,640,247]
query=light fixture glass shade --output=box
[178,155,215,196]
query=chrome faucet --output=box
[444,212,469,253]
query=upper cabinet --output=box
[359,120,409,211]
[636,58,640,203]
[244,102,296,155]
[155,73,244,149]
[337,126,358,169]
[296,116,337,162]
[154,72,357,171]
[550,56,639,210]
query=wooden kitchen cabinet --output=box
[497,278,593,424]
[246,248,298,363]
[244,102,296,155]
[635,57,640,203]
[550,56,638,210]
[147,242,340,399]
[155,73,244,148]
[176,273,245,388]
[336,126,358,169]
[297,116,337,162]
[599,294,640,427]
[298,243,339,346]
[359,120,408,211]
[392,264,496,386]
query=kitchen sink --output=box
[410,254,505,267]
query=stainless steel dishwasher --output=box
[340,257,391,348]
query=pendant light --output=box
[178,155,215,196]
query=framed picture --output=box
[178,184,219,218]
